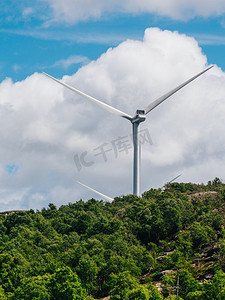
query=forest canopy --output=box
[1,178,225,299]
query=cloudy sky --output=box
[1,0,225,210]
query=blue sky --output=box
[1,0,225,210]
[1,0,225,82]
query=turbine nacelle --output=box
[131,110,146,124]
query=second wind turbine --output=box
[44,65,213,196]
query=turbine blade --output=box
[144,65,214,115]
[168,174,182,184]
[161,174,182,189]
[77,181,114,202]
[43,72,132,120]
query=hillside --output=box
[1,178,225,299]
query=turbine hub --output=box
[131,110,146,123]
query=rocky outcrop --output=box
[188,191,218,200]
[0,210,27,216]
[152,270,177,281]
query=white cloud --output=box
[53,55,90,69]
[43,0,225,23]
[13,64,21,73]
[0,28,130,45]
[0,27,225,210]
[193,34,225,45]
[22,7,35,18]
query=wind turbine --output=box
[43,65,213,197]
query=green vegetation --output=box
[1,177,225,299]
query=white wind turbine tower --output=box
[43,65,213,197]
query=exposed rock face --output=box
[193,245,220,267]
[152,270,176,281]
[113,207,126,219]
[156,250,175,262]
[201,245,220,258]
[0,210,27,216]
[188,191,218,200]
[155,282,163,292]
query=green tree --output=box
[109,271,138,300]
[76,254,98,293]
[49,266,86,300]
[0,251,29,293]
[186,290,206,300]
[165,296,183,300]
[0,285,6,300]
[125,285,150,300]
[203,270,225,300]
[178,270,200,299]
[148,284,163,300]
[190,222,211,249]
[13,275,50,300]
